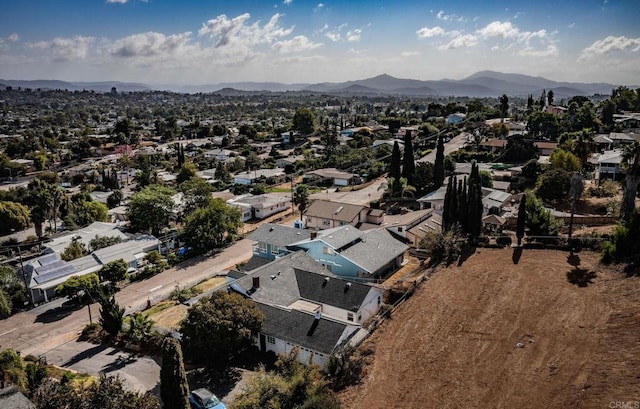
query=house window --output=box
[258,242,267,252]
[322,218,330,226]
[397,227,403,232]
[347,312,354,322]
[267,336,275,344]
[307,217,313,223]
[271,245,280,255]
[340,221,348,226]
[323,246,334,255]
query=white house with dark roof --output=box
[233,168,285,185]
[226,193,291,222]
[304,168,357,186]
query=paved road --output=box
[0,239,252,358]
[417,132,468,163]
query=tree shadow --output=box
[62,343,109,367]
[457,245,476,267]
[512,247,523,264]
[34,307,75,323]
[566,268,597,287]
[101,353,138,374]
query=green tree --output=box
[401,130,416,187]
[128,185,175,236]
[107,190,123,209]
[292,184,310,216]
[549,148,581,172]
[499,94,509,119]
[160,338,190,409]
[176,162,198,185]
[414,161,434,196]
[0,201,30,235]
[61,238,87,261]
[620,141,640,224]
[292,108,316,136]
[180,292,263,370]
[180,177,214,216]
[418,226,463,267]
[182,198,242,253]
[0,349,27,390]
[0,290,11,319]
[525,191,560,236]
[231,347,342,409]
[100,259,129,285]
[536,168,571,205]
[434,135,445,189]
[516,195,526,246]
[98,292,125,336]
[90,235,123,251]
[55,273,101,302]
[127,313,155,345]
[389,141,402,195]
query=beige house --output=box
[303,200,382,230]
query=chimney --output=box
[344,282,352,293]
[310,230,318,239]
[322,277,330,287]
[252,276,260,289]
[307,311,322,336]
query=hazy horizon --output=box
[1,0,639,86]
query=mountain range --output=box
[1,71,631,98]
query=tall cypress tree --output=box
[434,135,445,189]
[402,130,416,187]
[160,337,190,409]
[468,161,483,237]
[390,141,401,180]
[516,194,527,246]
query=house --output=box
[203,148,234,161]
[609,132,640,147]
[248,223,311,260]
[534,141,558,156]
[595,149,625,181]
[481,187,513,214]
[417,184,448,211]
[382,209,434,243]
[42,221,129,255]
[233,168,285,185]
[482,214,506,233]
[545,105,568,116]
[372,140,403,151]
[255,302,360,369]
[480,139,507,153]
[304,168,357,186]
[406,213,443,246]
[302,200,381,230]
[0,386,35,409]
[23,235,161,304]
[227,251,382,367]
[594,134,614,152]
[289,226,408,279]
[226,193,291,221]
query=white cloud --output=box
[518,44,558,57]
[7,33,19,42]
[401,51,420,57]
[283,0,293,4]
[28,36,95,61]
[438,34,477,50]
[106,0,128,3]
[314,3,324,12]
[477,21,520,39]
[347,29,361,42]
[199,13,294,48]
[108,31,194,58]
[416,26,445,38]
[436,10,467,23]
[325,31,341,42]
[272,35,322,53]
[580,35,640,60]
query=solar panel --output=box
[37,254,59,266]
[34,264,76,284]
[36,260,66,275]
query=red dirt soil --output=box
[339,248,640,409]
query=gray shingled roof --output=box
[235,251,329,307]
[339,229,408,274]
[256,302,354,355]
[247,223,311,248]
[303,200,366,223]
[294,269,372,312]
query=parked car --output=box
[189,388,226,409]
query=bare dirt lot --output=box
[339,248,640,409]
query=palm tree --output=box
[292,184,310,217]
[621,141,640,224]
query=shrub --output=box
[496,235,512,247]
[169,286,202,303]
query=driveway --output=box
[417,132,468,163]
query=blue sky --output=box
[0,0,639,85]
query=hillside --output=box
[340,249,640,409]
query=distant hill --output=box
[1,71,629,97]
[0,79,150,92]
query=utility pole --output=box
[16,245,33,307]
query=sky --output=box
[0,0,639,86]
